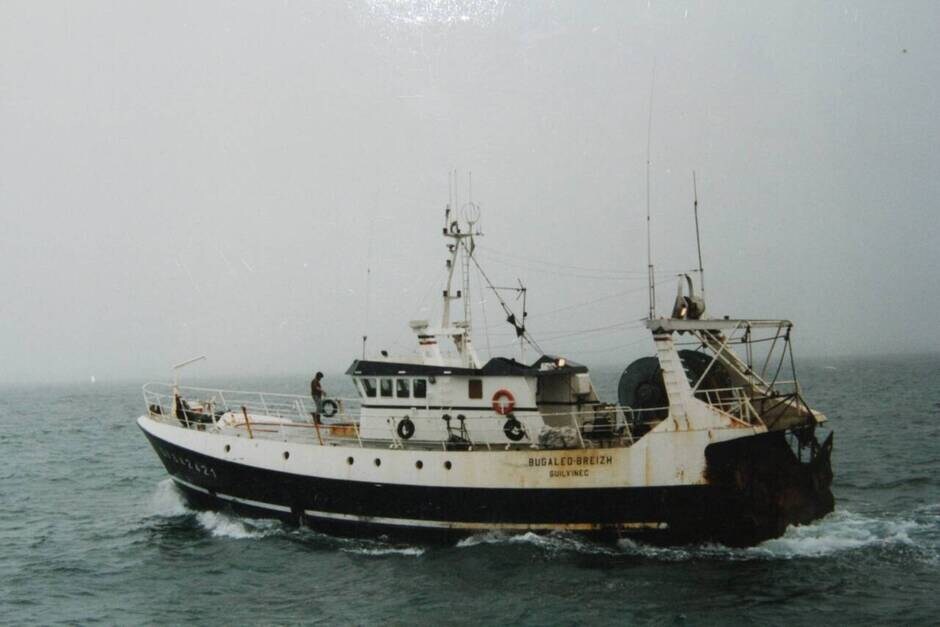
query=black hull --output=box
[142,427,833,547]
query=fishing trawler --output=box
[138,198,833,547]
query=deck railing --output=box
[142,382,762,451]
[142,383,361,426]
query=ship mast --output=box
[440,172,482,368]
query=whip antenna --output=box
[645,61,657,319]
[692,170,705,299]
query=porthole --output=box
[374,458,382,467]
[415,460,423,470]
[347,456,354,465]
[283,451,290,460]
[224,444,231,453]
[444,461,452,470]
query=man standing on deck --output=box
[310,371,325,424]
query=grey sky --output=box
[1,1,938,384]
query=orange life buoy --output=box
[492,389,516,415]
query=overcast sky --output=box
[1,1,938,384]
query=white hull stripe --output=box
[303,508,668,532]
[171,477,292,513]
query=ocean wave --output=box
[457,531,618,556]
[148,479,284,540]
[285,526,427,557]
[340,545,426,557]
[839,476,938,490]
[454,510,935,562]
[912,502,940,516]
[194,511,283,540]
[746,510,922,558]
[614,509,931,561]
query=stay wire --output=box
[463,240,544,356]
[476,244,645,276]
[477,248,684,284]
[478,269,493,359]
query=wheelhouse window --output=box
[413,379,427,399]
[380,378,393,398]
[361,378,377,398]
[396,379,410,398]
[468,379,483,399]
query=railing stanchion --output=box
[311,413,324,446]
[260,394,270,417]
[571,414,586,449]
[241,406,254,439]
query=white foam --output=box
[503,531,613,554]
[747,510,920,559]
[613,510,928,561]
[456,531,507,548]
[457,530,616,555]
[195,511,282,539]
[454,510,932,561]
[508,531,558,548]
[149,478,190,517]
[614,539,695,562]
[912,502,940,518]
[341,546,426,557]
[148,480,284,539]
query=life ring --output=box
[396,416,415,440]
[491,389,516,415]
[503,415,525,442]
[320,399,338,418]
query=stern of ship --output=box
[702,428,834,546]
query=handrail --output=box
[144,382,764,420]
[142,381,766,450]
[143,381,361,404]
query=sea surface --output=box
[1,355,938,625]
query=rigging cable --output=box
[477,283,650,332]
[476,244,647,276]
[462,239,544,356]
[478,269,493,359]
[692,170,705,299]
[475,248,682,283]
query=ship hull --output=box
[141,422,833,547]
